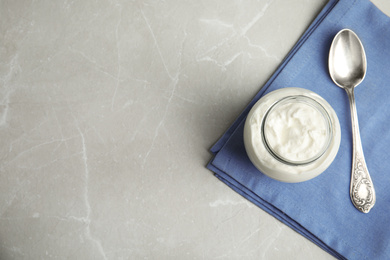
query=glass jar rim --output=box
[261,95,333,166]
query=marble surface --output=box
[1,0,390,259]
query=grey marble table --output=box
[1,0,389,259]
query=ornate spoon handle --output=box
[346,88,376,213]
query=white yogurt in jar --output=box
[263,96,331,164]
[243,88,340,183]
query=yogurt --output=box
[243,88,340,183]
[263,96,330,164]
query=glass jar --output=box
[243,87,341,183]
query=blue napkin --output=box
[207,0,390,259]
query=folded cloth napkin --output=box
[207,0,390,259]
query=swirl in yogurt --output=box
[264,100,329,163]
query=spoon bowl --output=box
[328,29,375,213]
[329,29,367,89]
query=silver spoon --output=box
[329,29,375,213]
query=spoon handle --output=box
[346,88,376,213]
